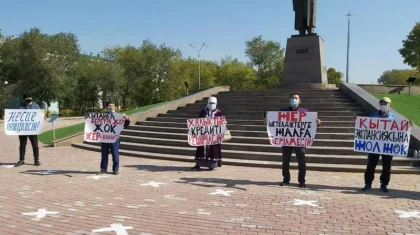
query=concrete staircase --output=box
[72,88,420,174]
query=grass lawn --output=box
[374,93,420,126]
[38,102,168,145]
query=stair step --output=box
[125,126,356,139]
[71,143,420,174]
[135,121,355,133]
[145,117,356,127]
[174,107,364,112]
[158,113,364,120]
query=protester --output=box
[99,101,130,175]
[264,93,321,188]
[191,96,223,171]
[361,97,413,193]
[15,94,41,167]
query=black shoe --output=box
[380,184,389,193]
[208,167,214,171]
[14,160,25,167]
[279,181,289,186]
[362,184,372,191]
[34,161,41,166]
[191,166,200,171]
[113,171,119,175]
[299,183,306,188]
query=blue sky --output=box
[1,0,419,84]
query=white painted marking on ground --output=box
[91,223,133,235]
[209,189,233,196]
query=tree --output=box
[245,35,284,89]
[0,28,79,106]
[377,69,420,85]
[399,22,420,71]
[216,56,256,91]
[327,68,343,85]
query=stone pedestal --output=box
[282,35,328,86]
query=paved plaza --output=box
[0,123,420,235]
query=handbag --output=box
[224,129,232,141]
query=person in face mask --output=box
[264,93,321,188]
[361,97,412,193]
[191,96,224,171]
[99,101,130,175]
[14,94,41,167]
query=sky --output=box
[1,0,419,84]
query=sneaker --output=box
[34,161,41,166]
[279,181,289,186]
[362,184,372,191]
[380,184,389,193]
[113,171,119,175]
[14,160,25,167]
[299,183,306,188]
[191,166,200,171]
[98,171,106,175]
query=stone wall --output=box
[358,84,420,95]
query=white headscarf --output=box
[206,96,218,117]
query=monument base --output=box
[282,35,328,86]
[274,83,337,90]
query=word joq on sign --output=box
[84,112,126,143]
[4,109,45,135]
[266,111,318,147]
[354,117,412,157]
[187,116,227,146]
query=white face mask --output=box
[207,104,216,111]
[380,105,388,112]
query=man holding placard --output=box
[14,94,42,167]
[84,101,130,175]
[357,97,413,193]
[264,93,321,188]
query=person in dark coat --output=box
[15,94,41,167]
[264,93,321,188]
[191,96,223,171]
[99,101,130,175]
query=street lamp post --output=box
[345,11,354,84]
[189,43,206,90]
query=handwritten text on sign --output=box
[84,112,126,143]
[266,111,318,147]
[187,116,227,146]
[354,117,411,156]
[4,109,45,135]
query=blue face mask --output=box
[380,105,388,112]
[290,98,299,107]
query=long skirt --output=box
[194,144,222,168]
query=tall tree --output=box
[0,28,79,105]
[399,22,420,71]
[245,35,284,89]
[327,68,343,85]
[216,56,256,91]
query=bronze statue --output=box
[293,0,317,36]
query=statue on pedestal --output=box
[293,0,317,36]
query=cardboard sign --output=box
[4,109,45,135]
[187,116,227,146]
[266,111,318,147]
[354,117,412,156]
[84,112,126,143]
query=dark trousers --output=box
[100,139,120,173]
[364,154,393,186]
[19,135,39,161]
[282,146,306,184]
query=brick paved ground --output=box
[1,123,420,235]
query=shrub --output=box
[59,109,74,117]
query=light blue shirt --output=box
[369,110,398,120]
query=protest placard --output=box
[4,109,45,135]
[266,111,318,147]
[187,116,227,146]
[354,117,412,156]
[84,112,126,143]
